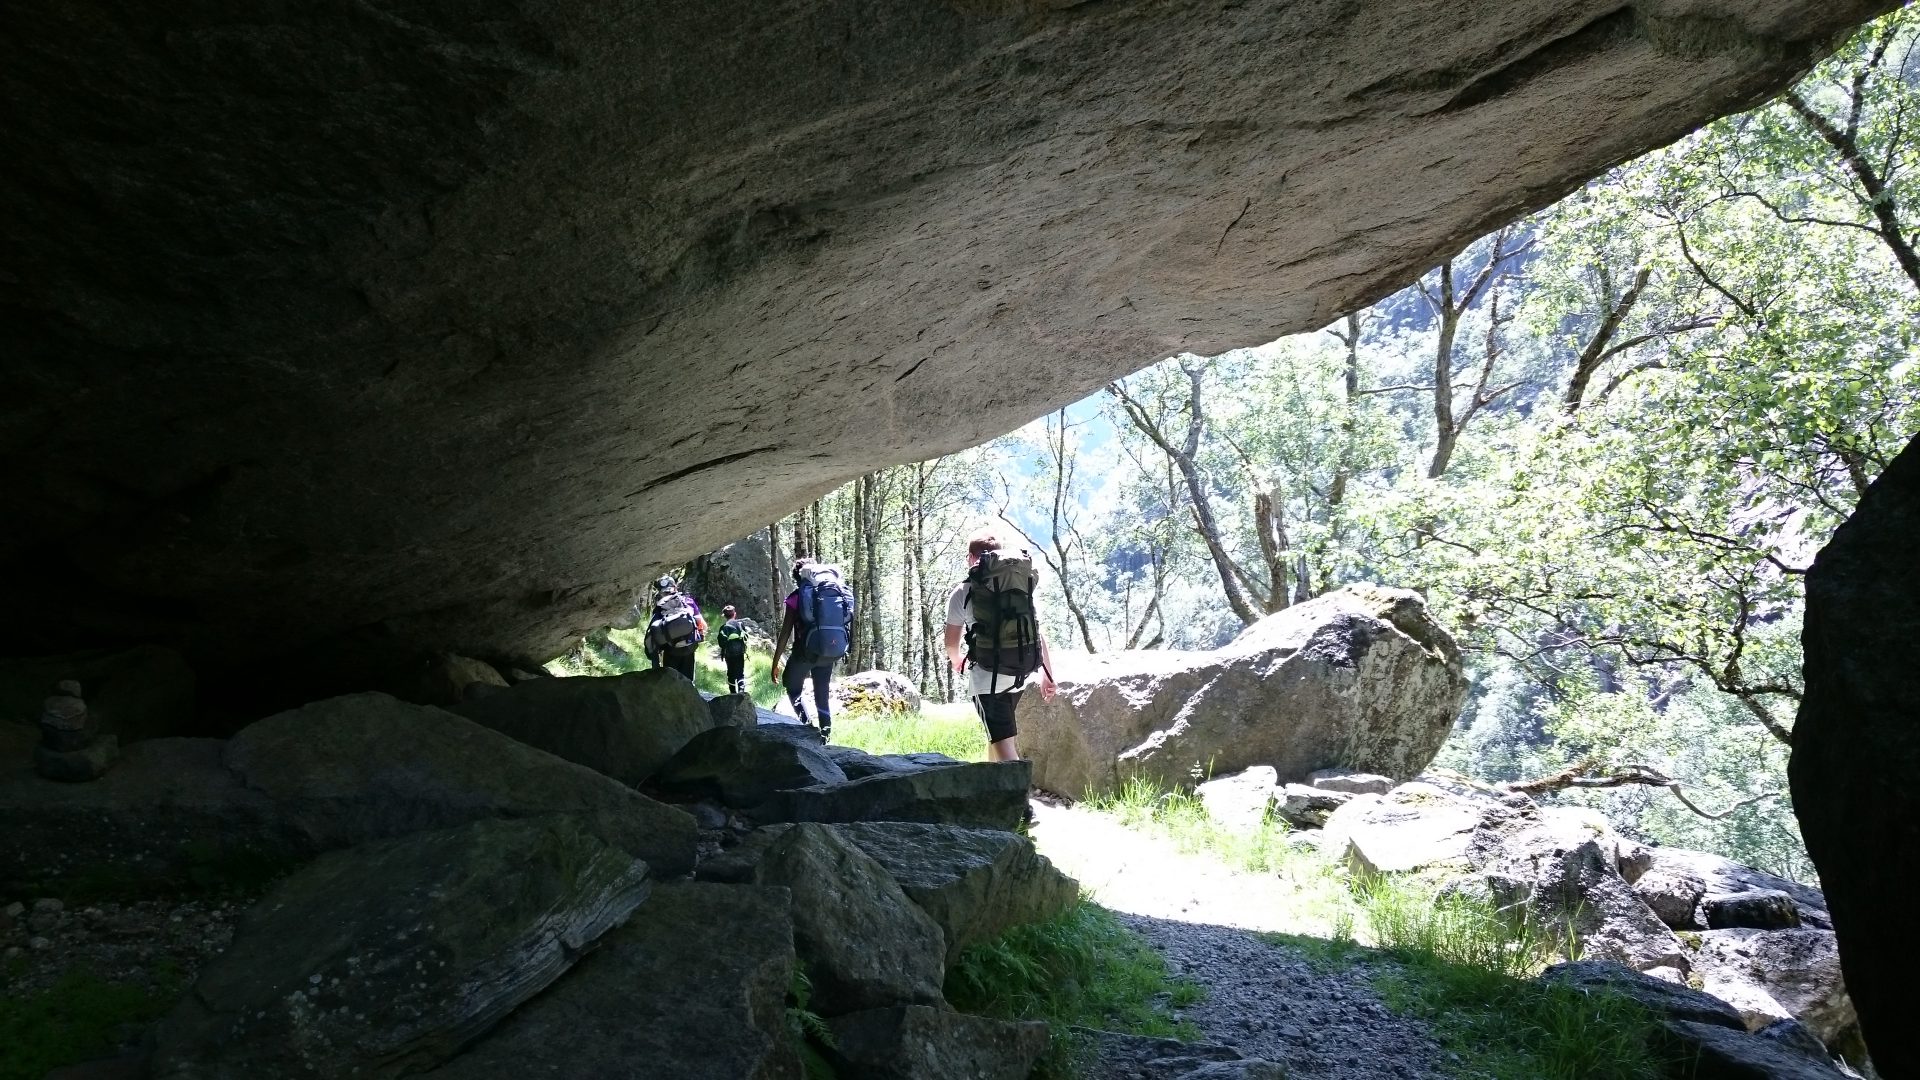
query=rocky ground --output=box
[1,895,240,998]
[1028,800,1449,1080]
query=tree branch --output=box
[1502,760,1785,819]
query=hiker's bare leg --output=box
[988,736,1020,761]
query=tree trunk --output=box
[859,472,884,670]
[769,522,787,617]
[1564,266,1650,412]
[1252,489,1289,612]
[1427,266,1461,479]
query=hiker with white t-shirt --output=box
[943,530,1056,761]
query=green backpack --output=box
[964,549,1041,692]
[717,619,749,660]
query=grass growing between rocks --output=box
[1084,776,1667,1080]
[830,701,986,762]
[1286,875,1666,1080]
[1085,775,1317,874]
[0,962,182,1080]
[946,899,1201,1079]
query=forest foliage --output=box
[649,10,1920,881]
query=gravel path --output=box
[1028,800,1450,1080]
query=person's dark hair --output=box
[966,531,1000,559]
[722,604,737,618]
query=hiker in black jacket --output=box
[715,604,750,695]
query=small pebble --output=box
[28,935,52,951]
[32,898,63,914]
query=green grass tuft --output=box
[1371,962,1666,1080]
[945,899,1201,1079]
[0,964,183,1080]
[831,701,986,762]
[1351,875,1666,1080]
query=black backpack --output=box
[647,591,700,652]
[964,549,1041,691]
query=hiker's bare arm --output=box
[771,608,795,677]
[944,623,964,672]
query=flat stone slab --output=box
[154,817,650,1080]
[425,881,798,1080]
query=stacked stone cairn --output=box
[34,679,118,782]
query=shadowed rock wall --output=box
[1791,430,1920,1079]
[0,0,1894,683]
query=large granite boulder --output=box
[1195,767,1279,832]
[832,821,1080,963]
[1543,963,1849,1080]
[426,881,800,1080]
[2,1,1887,697]
[1637,847,1831,932]
[1542,961,1745,1030]
[1018,586,1467,797]
[451,668,716,788]
[1467,803,1686,974]
[153,817,650,1080]
[1327,785,1686,972]
[684,532,778,625]
[835,670,924,715]
[822,745,966,780]
[760,759,1032,832]
[1793,431,1920,1076]
[1691,929,1854,1045]
[1657,1020,1851,1080]
[649,724,847,808]
[823,1006,1049,1080]
[1319,783,1484,875]
[748,823,947,1016]
[225,692,698,875]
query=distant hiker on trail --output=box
[716,604,750,695]
[770,557,854,739]
[945,531,1056,762]
[645,575,706,681]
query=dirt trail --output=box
[1028,801,1449,1080]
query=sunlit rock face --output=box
[0,0,1893,687]
[1792,431,1920,1079]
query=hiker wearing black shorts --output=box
[943,531,1056,762]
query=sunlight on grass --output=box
[832,700,985,762]
[1081,774,1353,936]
